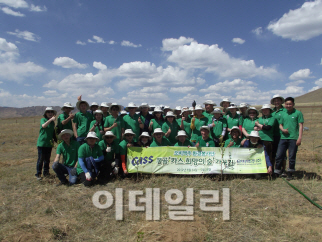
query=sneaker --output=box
[35,174,42,180]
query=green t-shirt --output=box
[76,142,103,175]
[150,118,164,132]
[210,117,227,138]
[225,113,243,129]
[174,140,193,146]
[119,139,130,155]
[123,114,141,142]
[56,140,80,167]
[150,137,171,147]
[202,111,214,121]
[89,120,105,141]
[242,117,258,134]
[190,116,209,141]
[98,139,120,161]
[104,115,124,142]
[37,118,55,147]
[57,112,73,131]
[73,111,94,138]
[279,109,304,140]
[224,137,242,147]
[258,115,276,142]
[272,107,286,136]
[196,136,215,147]
[102,113,110,123]
[162,121,180,145]
[176,117,192,139]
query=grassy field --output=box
[0,105,322,242]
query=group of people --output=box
[35,94,304,186]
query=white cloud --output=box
[232,38,245,44]
[267,0,322,41]
[309,78,322,91]
[88,39,95,43]
[1,7,24,16]
[88,87,114,98]
[109,40,115,45]
[0,62,45,81]
[309,86,320,92]
[7,29,40,42]
[53,57,87,69]
[286,80,305,86]
[30,4,47,12]
[93,61,107,70]
[93,35,105,43]
[199,79,256,93]
[0,0,28,8]
[162,36,194,51]
[170,87,196,93]
[44,90,57,96]
[289,68,313,80]
[166,39,278,79]
[76,40,86,45]
[252,27,263,36]
[0,37,19,60]
[123,90,168,104]
[121,40,142,48]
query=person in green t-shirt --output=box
[56,102,74,135]
[195,126,215,148]
[208,108,227,146]
[190,105,209,144]
[89,110,105,141]
[52,129,79,186]
[139,103,153,134]
[123,102,144,142]
[138,132,152,147]
[224,126,242,147]
[77,132,104,186]
[100,102,110,122]
[149,106,165,133]
[119,129,137,175]
[174,130,193,147]
[173,106,182,119]
[177,107,192,140]
[202,100,216,120]
[36,107,57,180]
[162,111,180,145]
[150,128,171,147]
[104,103,124,142]
[220,98,231,116]
[238,103,249,119]
[242,107,259,138]
[275,97,304,180]
[73,100,93,145]
[225,104,243,139]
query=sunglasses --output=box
[105,136,114,139]
[128,107,135,109]
[155,133,162,136]
[248,112,256,114]
[111,108,119,111]
[46,111,54,113]
[125,134,134,137]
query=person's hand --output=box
[282,128,289,134]
[123,169,128,175]
[94,121,99,127]
[267,166,273,175]
[50,116,56,121]
[127,143,133,147]
[255,121,259,126]
[182,116,185,121]
[149,120,153,127]
[138,117,142,124]
[69,112,75,119]
[228,140,234,147]
[195,142,200,148]
[212,121,216,128]
[254,126,259,131]
[100,130,105,135]
[166,127,171,136]
[85,172,92,181]
[192,117,195,122]
[296,138,301,146]
[113,167,119,175]
[77,95,82,101]
[240,139,246,146]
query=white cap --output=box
[93,110,103,115]
[103,131,116,139]
[200,126,210,132]
[90,102,99,107]
[248,130,261,139]
[176,130,188,139]
[246,107,259,116]
[153,128,165,136]
[61,102,74,111]
[220,98,231,107]
[44,107,57,116]
[85,131,99,140]
[58,129,74,140]
[194,104,203,110]
[152,106,163,114]
[174,106,182,111]
[230,126,241,136]
[260,104,273,113]
[139,132,152,140]
[123,129,136,138]
[270,94,285,105]
[203,100,216,105]
[212,108,222,114]
[165,111,176,117]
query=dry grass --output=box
[0,108,322,242]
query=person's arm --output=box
[138,117,144,129]
[53,154,60,163]
[78,157,88,173]
[279,124,289,134]
[61,113,74,125]
[121,155,127,174]
[73,122,78,138]
[180,118,185,130]
[42,116,56,128]
[297,123,303,146]
[190,117,196,130]
[94,155,104,163]
[242,127,249,138]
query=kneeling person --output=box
[150,128,171,147]
[174,130,193,146]
[224,126,242,148]
[195,126,215,147]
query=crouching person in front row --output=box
[77,132,104,186]
[52,129,79,186]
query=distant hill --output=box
[295,88,322,104]
[0,106,63,119]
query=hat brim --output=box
[61,106,74,111]
[58,129,74,140]
[44,110,57,117]
[125,106,138,111]
[139,135,152,140]
[175,134,188,139]
[122,132,136,138]
[246,108,259,116]
[270,97,285,105]
[230,128,241,136]
[109,104,123,111]
[84,136,100,141]
[102,134,116,139]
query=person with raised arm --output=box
[162,111,180,146]
[190,105,209,145]
[73,100,93,145]
[202,100,216,120]
[56,102,74,135]
[104,103,124,142]
[123,103,144,142]
[177,107,192,140]
[208,108,227,146]
[149,106,165,133]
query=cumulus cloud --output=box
[1,7,24,16]
[93,61,107,70]
[166,39,278,79]
[170,87,196,93]
[309,78,322,91]
[286,80,305,86]
[0,0,28,8]
[121,40,142,48]
[53,57,87,69]
[0,62,45,81]
[267,0,322,41]
[162,36,194,51]
[200,79,256,93]
[88,35,107,44]
[289,68,313,80]
[109,40,115,45]
[0,37,19,61]
[44,90,57,96]
[232,38,245,44]
[30,4,47,12]
[7,29,40,42]
[76,40,86,45]
[252,27,263,36]
[88,87,114,98]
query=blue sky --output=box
[0,0,322,108]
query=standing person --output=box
[138,132,152,147]
[36,107,57,180]
[150,128,171,147]
[104,103,124,142]
[163,106,171,117]
[190,105,209,145]
[208,108,227,146]
[98,131,120,182]
[76,132,104,186]
[89,110,105,141]
[255,104,276,168]
[120,110,127,118]
[52,129,79,186]
[149,106,165,133]
[73,100,93,145]
[56,102,74,135]
[123,102,144,142]
[203,100,216,120]
[89,102,99,116]
[99,102,110,122]
[224,126,242,147]
[239,103,249,119]
[242,107,259,138]
[174,130,193,147]
[225,103,242,138]
[274,97,304,180]
[162,111,180,146]
[173,106,182,119]
[271,94,287,173]
[177,108,192,140]
[139,103,153,134]
[220,98,231,115]
[195,126,215,148]
[119,129,137,175]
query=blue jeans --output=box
[52,163,77,185]
[275,139,298,174]
[76,136,86,145]
[36,147,52,176]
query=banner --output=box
[127,146,267,174]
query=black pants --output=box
[36,146,52,176]
[79,172,94,187]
